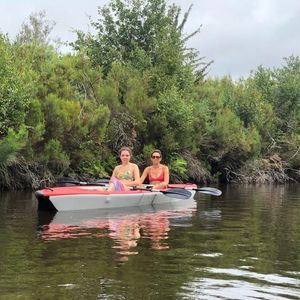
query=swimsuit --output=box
[149,170,164,183]
[115,169,133,180]
[111,167,134,191]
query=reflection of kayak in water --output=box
[37,199,196,253]
[38,198,196,227]
[35,184,197,211]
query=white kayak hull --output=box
[35,185,196,211]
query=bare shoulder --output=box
[130,163,139,169]
[114,165,122,171]
[144,166,151,172]
[162,164,169,171]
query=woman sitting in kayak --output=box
[107,146,140,191]
[139,149,169,189]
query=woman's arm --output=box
[164,166,170,186]
[139,167,150,185]
[107,166,120,191]
[110,166,118,179]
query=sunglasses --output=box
[151,155,161,159]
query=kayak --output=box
[35,184,197,212]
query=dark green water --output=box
[0,185,299,299]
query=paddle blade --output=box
[196,187,222,196]
[161,188,192,199]
[55,177,81,186]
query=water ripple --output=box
[205,267,300,286]
[181,277,300,300]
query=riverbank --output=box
[0,156,299,190]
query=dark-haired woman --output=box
[108,146,140,191]
[139,149,169,189]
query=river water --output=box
[0,184,299,299]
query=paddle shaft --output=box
[132,186,192,199]
[55,180,107,186]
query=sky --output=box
[0,0,299,79]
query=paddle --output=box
[168,186,222,196]
[55,178,108,187]
[132,186,192,200]
[55,178,221,196]
[192,187,222,196]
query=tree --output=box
[271,56,300,168]
[0,34,32,137]
[74,0,209,94]
[0,127,27,164]
[15,10,56,47]
[272,56,300,134]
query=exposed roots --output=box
[0,159,54,190]
[183,151,214,184]
[225,154,295,184]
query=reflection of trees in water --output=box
[39,209,194,261]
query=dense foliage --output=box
[0,1,299,189]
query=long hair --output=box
[119,146,132,156]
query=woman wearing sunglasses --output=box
[139,149,169,189]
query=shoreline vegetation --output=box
[0,154,299,191]
[0,0,299,190]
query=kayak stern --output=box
[35,190,57,211]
